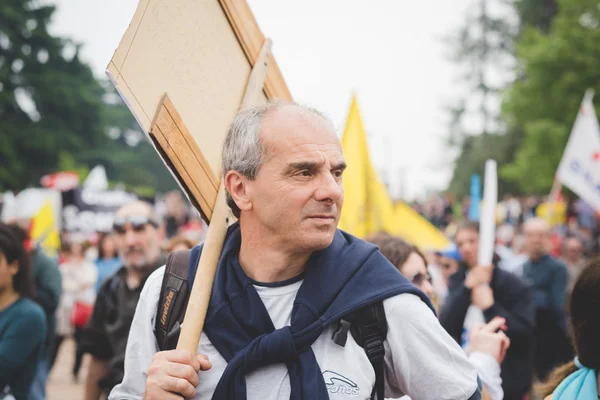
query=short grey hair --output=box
[222,100,334,218]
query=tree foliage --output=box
[446,0,564,197]
[0,0,178,195]
[500,0,600,193]
[444,0,517,197]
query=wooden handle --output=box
[175,38,273,354]
[241,38,272,106]
[176,182,230,352]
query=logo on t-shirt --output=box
[323,370,360,396]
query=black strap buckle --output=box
[363,337,385,363]
[332,319,351,347]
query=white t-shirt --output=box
[109,266,479,400]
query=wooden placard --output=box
[107,0,292,220]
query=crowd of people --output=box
[0,193,203,400]
[1,101,599,400]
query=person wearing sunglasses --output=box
[80,201,166,400]
[366,232,435,299]
[367,232,510,400]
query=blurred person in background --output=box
[561,236,586,293]
[574,198,596,231]
[522,218,572,382]
[537,258,600,400]
[498,194,521,227]
[81,201,165,400]
[50,240,97,381]
[163,191,189,239]
[366,232,435,299]
[94,233,120,292]
[579,226,598,258]
[434,248,461,307]
[161,234,196,254]
[368,232,509,400]
[7,223,61,400]
[498,234,528,277]
[0,224,46,400]
[523,196,540,220]
[440,221,535,400]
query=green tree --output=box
[445,0,563,198]
[89,81,179,195]
[500,0,600,193]
[0,0,106,191]
[0,1,178,195]
[514,0,558,33]
[443,0,517,198]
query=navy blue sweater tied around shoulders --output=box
[186,223,435,400]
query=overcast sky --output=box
[48,0,476,200]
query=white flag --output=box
[556,90,600,212]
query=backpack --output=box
[155,249,388,400]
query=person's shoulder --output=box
[143,265,166,297]
[14,298,46,331]
[383,293,436,322]
[32,247,58,268]
[549,256,567,270]
[17,297,44,314]
[97,265,126,295]
[448,265,467,286]
[496,267,529,289]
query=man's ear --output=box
[224,171,252,213]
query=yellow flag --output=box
[338,95,449,251]
[536,201,567,226]
[390,203,450,251]
[338,96,395,237]
[30,200,61,255]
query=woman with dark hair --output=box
[440,221,536,400]
[0,223,46,400]
[369,232,510,400]
[538,257,600,399]
[95,233,121,292]
[366,232,435,298]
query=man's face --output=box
[564,238,583,261]
[242,106,346,252]
[524,223,548,258]
[113,203,162,269]
[455,229,479,267]
[440,256,459,280]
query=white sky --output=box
[48,0,476,200]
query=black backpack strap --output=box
[332,302,387,400]
[155,249,192,351]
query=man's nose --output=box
[124,228,138,246]
[422,280,435,298]
[314,173,343,203]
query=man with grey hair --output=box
[111,102,482,400]
[81,200,166,400]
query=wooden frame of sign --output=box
[107,0,292,222]
[107,0,292,353]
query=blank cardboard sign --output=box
[107,0,291,220]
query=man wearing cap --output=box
[431,248,461,307]
[81,201,166,400]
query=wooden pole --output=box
[176,38,273,354]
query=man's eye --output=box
[333,170,343,178]
[300,170,312,177]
